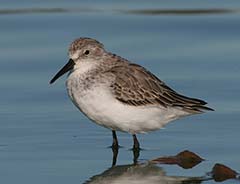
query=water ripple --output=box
[123,8,237,15]
[0,7,237,16]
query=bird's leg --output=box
[133,148,140,165]
[111,130,119,149]
[111,144,119,167]
[111,130,119,166]
[132,134,140,164]
[132,134,140,150]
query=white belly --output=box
[66,75,189,134]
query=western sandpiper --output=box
[50,38,213,150]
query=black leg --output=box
[111,130,119,149]
[111,145,119,167]
[132,134,140,164]
[132,134,140,150]
[133,148,140,165]
[111,130,119,166]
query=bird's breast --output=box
[66,74,118,127]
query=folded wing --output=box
[107,63,213,114]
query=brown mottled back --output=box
[105,60,213,113]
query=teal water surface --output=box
[0,1,240,183]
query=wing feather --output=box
[107,63,213,113]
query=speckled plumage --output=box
[106,62,212,113]
[50,37,213,147]
[67,38,212,113]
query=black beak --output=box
[49,59,75,84]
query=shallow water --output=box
[0,1,240,183]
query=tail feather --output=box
[170,92,207,105]
[192,105,214,111]
[169,92,214,113]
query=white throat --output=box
[72,58,97,75]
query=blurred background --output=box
[0,0,240,183]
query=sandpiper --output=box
[50,38,213,150]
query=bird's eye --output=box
[84,50,90,55]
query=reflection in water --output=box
[85,149,206,184]
[111,146,140,167]
[86,149,239,183]
[85,163,205,184]
[111,146,119,167]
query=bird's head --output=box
[50,37,105,84]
